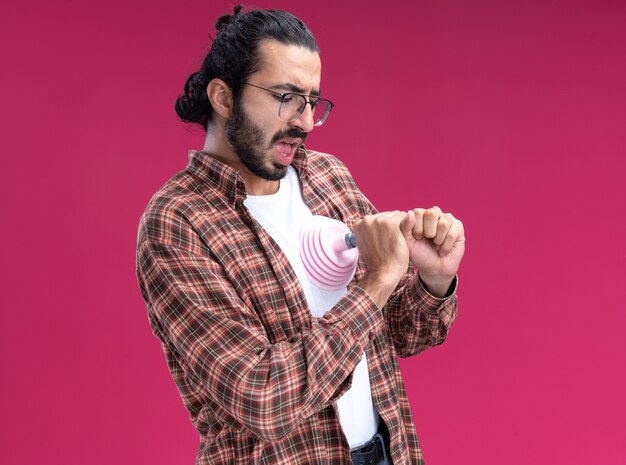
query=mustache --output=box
[270,128,308,145]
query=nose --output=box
[289,103,315,133]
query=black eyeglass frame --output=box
[243,82,334,127]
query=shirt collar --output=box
[185,146,309,207]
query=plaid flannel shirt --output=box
[136,148,458,464]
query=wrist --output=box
[357,271,401,309]
[418,273,455,298]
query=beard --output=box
[226,99,307,181]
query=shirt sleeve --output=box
[137,239,383,441]
[384,270,459,358]
[316,154,459,358]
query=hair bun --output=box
[174,72,210,125]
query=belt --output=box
[350,432,388,465]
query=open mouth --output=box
[276,137,303,149]
[274,139,302,166]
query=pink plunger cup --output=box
[299,216,358,291]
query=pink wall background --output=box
[1,1,624,463]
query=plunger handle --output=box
[345,232,357,249]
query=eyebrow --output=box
[269,83,321,97]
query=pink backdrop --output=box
[1,1,625,464]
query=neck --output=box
[202,124,280,196]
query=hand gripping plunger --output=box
[298,216,359,291]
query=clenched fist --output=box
[401,206,465,297]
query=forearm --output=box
[138,240,383,441]
[385,270,458,358]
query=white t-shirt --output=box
[244,166,379,448]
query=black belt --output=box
[350,432,388,465]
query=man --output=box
[137,6,465,465]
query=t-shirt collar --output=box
[185,145,309,207]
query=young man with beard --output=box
[136,6,465,465]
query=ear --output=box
[207,78,234,119]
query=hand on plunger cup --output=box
[352,211,411,308]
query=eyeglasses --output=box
[244,82,334,127]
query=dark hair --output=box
[175,6,319,130]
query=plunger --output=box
[299,216,358,291]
